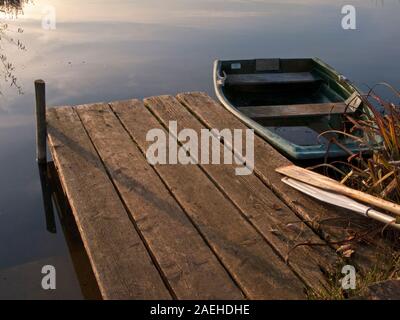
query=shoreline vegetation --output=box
[0,0,28,95]
[309,85,400,299]
[317,84,400,205]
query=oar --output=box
[277,165,400,217]
[282,177,400,231]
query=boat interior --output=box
[220,59,349,109]
[218,58,360,147]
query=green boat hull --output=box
[213,57,371,160]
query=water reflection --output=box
[37,163,56,233]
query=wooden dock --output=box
[46,92,397,299]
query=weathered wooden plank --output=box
[145,95,339,291]
[46,107,171,300]
[176,92,395,270]
[238,102,350,119]
[111,99,307,299]
[226,72,320,86]
[255,59,280,72]
[48,162,102,300]
[75,102,244,300]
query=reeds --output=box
[0,1,29,16]
[318,84,400,204]
[0,0,27,95]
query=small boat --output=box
[213,58,368,160]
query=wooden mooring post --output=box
[35,79,47,164]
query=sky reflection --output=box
[1,0,399,112]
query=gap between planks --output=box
[110,99,307,299]
[176,92,398,273]
[48,92,396,299]
[141,94,338,291]
[47,106,172,299]
[74,102,244,300]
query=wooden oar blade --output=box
[282,177,400,230]
[282,177,368,216]
[277,165,400,217]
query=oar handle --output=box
[366,208,400,231]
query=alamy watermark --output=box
[3,3,357,32]
[146,121,255,176]
[42,5,57,30]
[41,265,56,290]
[341,5,357,30]
[341,265,356,290]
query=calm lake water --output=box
[0,0,399,299]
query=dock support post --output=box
[35,79,47,164]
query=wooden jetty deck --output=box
[46,92,397,300]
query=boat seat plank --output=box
[225,72,321,86]
[237,102,352,119]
